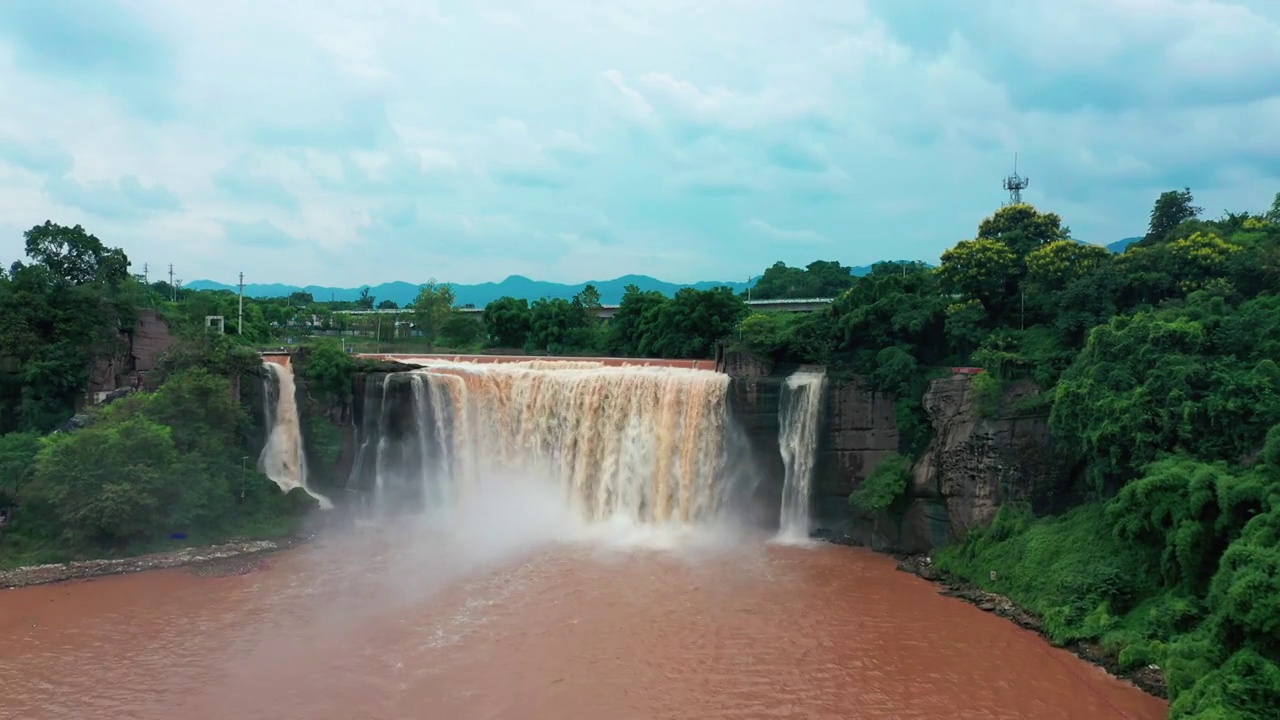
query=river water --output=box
[1,526,1165,720]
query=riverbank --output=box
[0,536,307,589]
[892,553,1168,699]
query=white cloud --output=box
[0,0,1277,287]
[747,219,828,245]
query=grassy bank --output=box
[934,499,1280,719]
[0,506,307,572]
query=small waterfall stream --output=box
[258,361,333,509]
[776,369,827,541]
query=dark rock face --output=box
[718,350,775,378]
[892,376,1071,553]
[812,378,900,533]
[344,373,423,495]
[721,355,901,533]
[293,374,357,496]
[86,309,173,402]
[719,350,1071,553]
[726,375,785,526]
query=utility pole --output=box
[238,272,245,336]
[168,264,176,301]
[142,263,149,285]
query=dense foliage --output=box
[743,189,1280,719]
[4,185,1280,716]
[0,223,321,568]
[474,283,748,359]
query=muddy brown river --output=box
[1,528,1166,720]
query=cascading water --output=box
[776,369,827,541]
[258,361,333,509]
[350,359,752,526]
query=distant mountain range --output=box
[187,268,878,307]
[1107,236,1142,253]
[188,239,1136,307]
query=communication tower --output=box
[1002,153,1030,206]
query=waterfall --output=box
[258,362,333,509]
[354,359,748,525]
[776,369,827,541]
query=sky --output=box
[1,0,1279,287]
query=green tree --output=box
[528,297,591,354]
[1050,293,1280,492]
[938,238,1019,309]
[299,339,356,400]
[411,280,456,350]
[0,431,39,510]
[575,284,602,311]
[608,285,668,357]
[638,287,746,359]
[482,296,532,348]
[29,414,181,547]
[1144,187,1203,245]
[749,260,859,300]
[1265,192,1280,225]
[1024,240,1112,294]
[0,222,138,433]
[976,203,1071,257]
[23,221,128,286]
[439,312,481,349]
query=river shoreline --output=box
[0,524,1166,701]
[889,552,1168,699]
[0,536,307,589]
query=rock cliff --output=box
[86,309,172,401]
[720,350,1070,553]
[866,376,1070,553]
[727,374,786,524]
[901,376,1070,543]
[811,378,899,528]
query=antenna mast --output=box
[1003,152,1030,206]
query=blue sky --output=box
[1,0,1279,287]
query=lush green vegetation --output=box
[724,189,1280,718]
[0,222,316,569]
[4,185,1279,715]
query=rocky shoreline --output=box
[892,553,1168,699]
[0,536,305,589]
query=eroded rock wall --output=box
[890,376,1070,553]
[727,375,786,524]
[811,378,899,531]
[720,350,1070,552]
[86,309,173,400]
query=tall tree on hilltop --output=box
[976,203,1071,257]
[1143,187,1202,246]
[23,221,129,286]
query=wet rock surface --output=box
[893,553,1168,700]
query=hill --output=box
[185,268,879,307]
[1107,236,1142,253]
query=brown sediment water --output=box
[0,535,1167,720]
